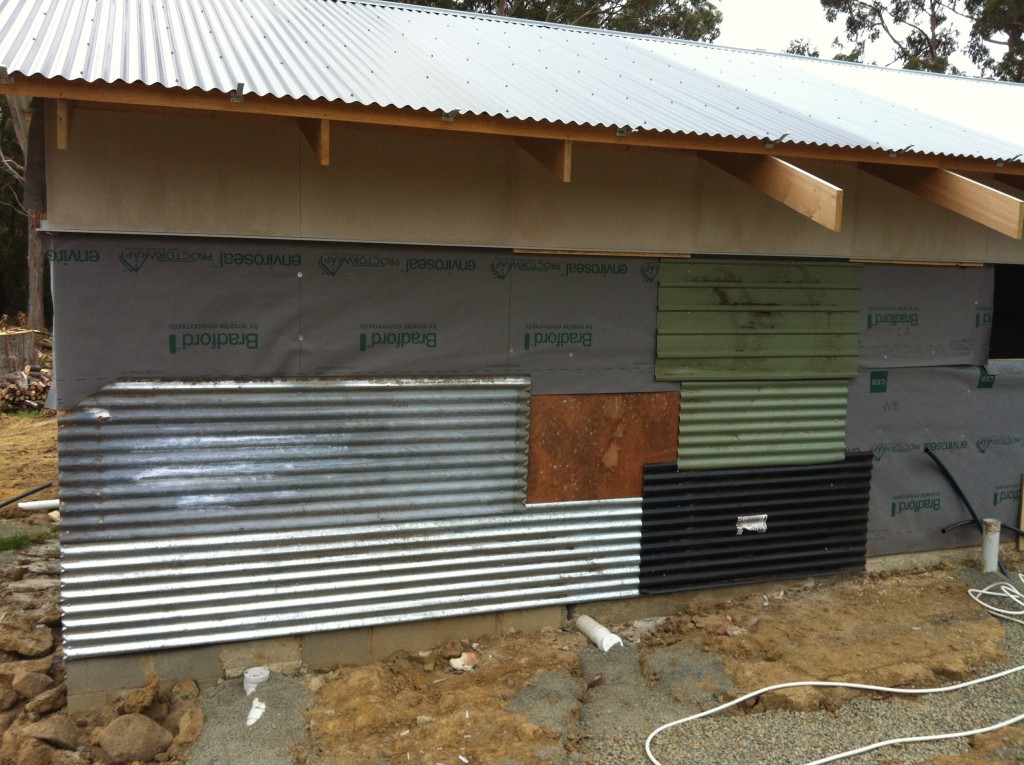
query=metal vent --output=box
[56,377,641,658]
[640,454,872,594]
[677,380,850,469]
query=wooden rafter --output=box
[700,152,843,231]
[514,137,572,182]
[298,117,330,166]
[55,98,74,150]
[3,76,1024,176]
[862,164,1024,240]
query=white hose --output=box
[969,573,1024,625]
[645,649,1024,765]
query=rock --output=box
[25,562,60,577]
[15,737,55,765]
[121,676,160,714]
[168,679,198,702]
[98,714,173,765]
[0,709,21,737]
[0,657,54,680]
[25,685,66,715]
[167,701,203,756]
[7,579,59,593]
[12,671,54,700]
[0,684,16,712]
[0,623,53,658]
[21,715,79,749]
[440,639,464,659]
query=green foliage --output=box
[403,0,722,40]
[0,533,30,552]
[965,0,1024,80]
[786,38,821,56]
[820,0,962,72]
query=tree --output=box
[786,38,821,56]
[404,0,722,40]
[820,0,963,72]
[0,98,28,324]
[965,0,1024,80]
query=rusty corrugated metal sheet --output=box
[58,377,658,658]
[0,0,1023,161]
[656,258,862,382]
[527,392,678,503]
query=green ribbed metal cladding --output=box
[677,380,850,469]
[657,257,862,469]
[656,258,861,381]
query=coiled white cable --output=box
[969,573,1024,625]
[646,630,1024,764]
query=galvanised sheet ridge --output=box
[60,503,642,557]
[1,0,1023,161]
[63,558,642,616]
[62,543,637,592]
[63,589,644,657]
[61,496,642,658]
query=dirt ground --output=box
[2,412,1023,765]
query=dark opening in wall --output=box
[990,265,1024,359]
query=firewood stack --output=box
[2,365,52,411]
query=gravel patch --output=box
[187,672,313,765]
[642,569,1024,765]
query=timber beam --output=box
[700,152,843,231]
[55,98,74,150]
[4,76,1024,176]
[861,164,1024,240]
[298,117,330,166]
[515,137,572,182]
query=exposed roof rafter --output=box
[861,164,1024,240]
[515,137,572,182]
[298,117,330,166]
[700,152,843,231]
[4,76,1024,177]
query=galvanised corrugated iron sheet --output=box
[656,258,861,381]
[0,0,1022,161]
[57,376,641,657]
[60,498,641,657]
[640,453,871,594]
[677,380,850,470]
[59,378,531,532]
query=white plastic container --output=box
[243,666,270,695]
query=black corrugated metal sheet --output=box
[640,453,872,594]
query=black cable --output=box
[0,482,53,511]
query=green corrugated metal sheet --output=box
[656,258,861,381]
[658,257,861,469]
[677,380,850,469]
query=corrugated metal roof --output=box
[1,0,1023,161]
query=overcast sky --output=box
[713,0,976,72]
[715,0,841,56]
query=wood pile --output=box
[2,365,51,411]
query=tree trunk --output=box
[0,330,35,374]
[26,210,44,331]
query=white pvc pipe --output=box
[18,499,60,511]
[982,518,1001,573]
[575,614,623,652]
